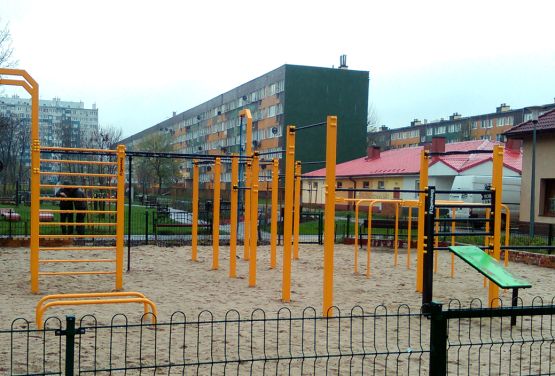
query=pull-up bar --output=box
[293,121,327,132]
[301,160,326,165]
[336,188,425,194]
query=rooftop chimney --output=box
[431,137,446,154]
[411,119,422,127]
[449,112,462,120]
[505,138,522,151]
[367,146,380,160]
[380,125,389,131]
[338,54,348,69]
[496,103,511,113]
[172,111,177,117]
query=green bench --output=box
[448,245,531,325]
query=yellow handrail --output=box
[36,292,157,329]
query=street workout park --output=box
[0,68,554,375]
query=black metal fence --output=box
[2,297,553,375]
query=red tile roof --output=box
[505,108,555,137]
[303,140,522,178]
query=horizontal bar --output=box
[41,146,118,154]
[501,245,555,250]
[301,160,326,165]
[41,209,117,214]
[435,189,492,195]
[427,150,493,156]
[435,203,491,208]
[39,222,116,226]
[41,184,117,190]
[39,271,116,276]
[41,197,117,202]
[40,171,116,178]
[39,259,116,263]
[294,121,326,131]
[233,186,251,190]
[39,234,115,239]
[443,305,555,320]
[434,217,492,222]
[127,151,251,160]
[435,231,493,237]
[40,158,117,166]
[336,188,424,194]
[39,246,116,251]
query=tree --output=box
[135,133,180,195]
[0,20,16,67]
[367,102,380,133]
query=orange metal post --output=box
[489,145,504,308]
[249,153,260,287]
[282,126,296,302]
[270,158,279,269]
[230,155,239,278]
[244,161,252,260]
[212,158,221,270]
[416,150,429,293]
[192,161,199,261]
[115,145,126,291]
[293,161,301,260]
[323,116,337,317]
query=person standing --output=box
[72,187,87,235]
[56,182,74,235]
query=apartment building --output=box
[369,101,555,150]
[122,64,369,185]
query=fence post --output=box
[346,214,351,240]
[55,315,85,376]
[428,301,448,376]
[145,211,149,245]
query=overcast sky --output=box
[1,0,554,138]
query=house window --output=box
[540,179,555,216]
[471,121,478,129]
[337,182,343,188]
[378,181,385,190]
[363,181,370,189]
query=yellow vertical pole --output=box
[192,161,199,261]
[212,158,221,270]
[489,145,504,308]
[407,206,412,269]
[293,161,302,260]
[323,115,337,317]
[270,158,279,269]
[115,145,126,291]
[30,82,40,294]
[451,208,456,278]
[249,153,260,287]
[354,202,359,274]
[416,150,429,293]
[394,202,399,267]
[230,155,239,278]
[366,203,374,278]
[282,125,296,302]
[434,209,439,273]
[243,161,252,260]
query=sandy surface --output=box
[1,244,553,374]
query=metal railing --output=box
[2,297,554,375]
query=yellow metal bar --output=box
[39,259,116,263]
[39,246,116,251]
[249,153,260,287]
[407,207,412,269]
[115,145,125,291]
[40,146,117,153]
[416,150,429,293]
[489,145,504,308]
[244,160,252,260]
[192,161,199,261]
[323,116,337,317]
[230,155,239,278]
[39,234,115,239]
[40,222,116,227]
[42,209,116,214]
[293,161,302,260]
[31,103,40,294]
[0,78,33,93]
[41,197,116,202]
[39,271,116,276]
[212,158,221,270]
[354,203,359,274]
[36,296,157,330]
[367,203,373,278]
[282,125,296,303]
[270,158,279,269]
[41,184,117,190]
[40,171,117,178]
[40,159,117,166]
[394,203,399,267]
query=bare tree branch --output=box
[0,20,17,68]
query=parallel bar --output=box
[41,146,117,153]
[39,222,116,226]
[300,160,325,165]
[39,259,116,263]
[42,209,117,214]
[434,189,491,195]
[435,231,493,237]
[41,184,117,190]
[40,159,117,166]
[434,217,492,222]
[41,197,116,202]
[39,271,116,276]
[294,121,326,131]
[435,203,491,208]
[336,188,423,194]
[40,171,116,178]
[39,247,116,251]
[39,234,115,239]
